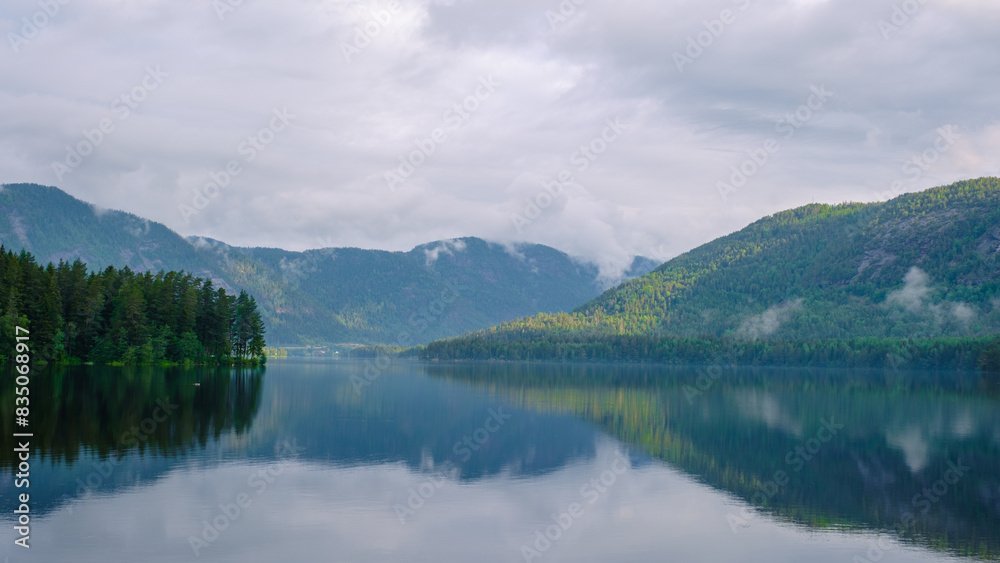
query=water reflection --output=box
[250,360,603,478]
[0,360,997,562]
[0,364,264,515]
[429,363,1000,560]
[1,364,264,466]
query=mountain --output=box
[423,178,1000,361]
[184,235,636,345]
[0,183,655,345]
[0,183,217,275]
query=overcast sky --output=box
[2,0,999,277]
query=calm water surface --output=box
[2,360,999,562]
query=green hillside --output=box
[187,236,628,345]
[423,178,1000,364]
[0,183,217,275]
[0,183,653,345]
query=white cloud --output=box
[950,302,976,325]
[735,298,804,340]
[495,240,527,262]
[886,267,932,312]
[885,267,979,324]
[1,0,999,278]
[423,238,467,267]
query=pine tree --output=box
[247,295,266,360]
[0,248,267,365]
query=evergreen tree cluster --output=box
[420,331,1000,371]
[0,246,265,364]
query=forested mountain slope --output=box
[424,178,1000,362]
[187,236,633,344]
[0,184,653,344]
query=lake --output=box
[2,360,999,562]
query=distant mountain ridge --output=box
[0,183,657,345]
[423,177,1000,361]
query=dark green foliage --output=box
[422,178,1000,366]
[0,364,264,467]
[0,246,265,364]
[231,290,265,360]
[421,332,993,370]
[981,337,1000,372]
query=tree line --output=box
[0,246,265,365]
[419,331,1000,371]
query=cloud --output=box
[735,298,804,340]
[123,216,151,237]
[950,302,976,325]
[424,238,467,267]
[886,266,978,324]
[886,267,932,312]
[495,240,527,263]
[1,0,999,278]
[279,255,318,283]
